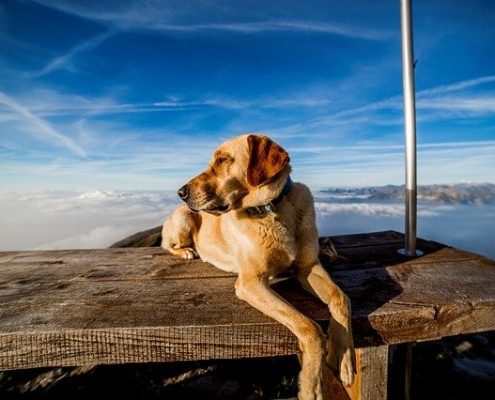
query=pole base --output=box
[398,248,424,257]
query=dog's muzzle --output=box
[177,184,230,214]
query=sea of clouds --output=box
[0,190,494,258]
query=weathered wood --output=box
[0,325,300,370]
[1,231,494,371]
[344,346,389,400]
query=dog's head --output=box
[178,134,291,214]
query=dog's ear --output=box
[247,135,290,187]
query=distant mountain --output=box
[321,183,495,205]
[110,226,162,248]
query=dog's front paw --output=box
[182,247,198,259]
[172,247,199,259]
[327,331,356,386]
[337,348,355,387]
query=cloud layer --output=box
[1,189,493,260]
[0,190,177,250]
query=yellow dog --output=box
[162,134,355,400]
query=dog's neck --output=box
[244,176,293,216]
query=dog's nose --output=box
[177,185,190,201]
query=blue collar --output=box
[245,176,293,216]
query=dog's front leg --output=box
[235,271,330,400]
[161,204,199,260]
[295,261,356,387]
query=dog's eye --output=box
[216,157,227,165]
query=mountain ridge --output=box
[320,183,495,205]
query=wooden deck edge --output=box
[0,324,299,370]
[2,303,494,371]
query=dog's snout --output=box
[177,185,190,201]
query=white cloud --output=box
[0,91,87,156]
[0,90,207,122]
[149,21,391,40]
[416,75,495,97]
[1,26,494,189]
[32,30,116,77]
[0,88,338,123]
[0,189,449,250]
[1,189,493,258]
[280,74,495,134]
[417,95,495,115]
[2,70,492,139]
[288,139,495,188]
[0,190,179,250]
[315,202,441,217]
[31,1,391,40]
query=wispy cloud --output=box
[3,102,494,190]
[0,91,86,156]
[32,30,116,77]
[417,75,495,97]
[4,74,490,149]
[288,140,495,155]
[328,75,495,119]
[417,96,495,114]
[291,139,495,188]
[23,7,389,82]
[0,91,207,121]
[0,88,336,123]
[31,1,391,40]
[270,74,495,138]
[151,20,392,40]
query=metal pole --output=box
[399,0,422,257]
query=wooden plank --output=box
[331,244,484,268]
[1,232,495,371]
[320,238,485,271]
[0,247,233,282]
[320,231,405,248]
[0,324,301,370]
[344,346,389,400]
[333,258,495,344]
[0,277,330,331]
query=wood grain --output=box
[1,231,494,370]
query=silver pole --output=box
[399,0,422,257]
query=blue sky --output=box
[0,0,494,190]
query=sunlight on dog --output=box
[162,134,356,400]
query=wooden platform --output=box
[1,231,494,398]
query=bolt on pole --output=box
[399,0,422,257]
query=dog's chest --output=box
[196,213,297,274]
